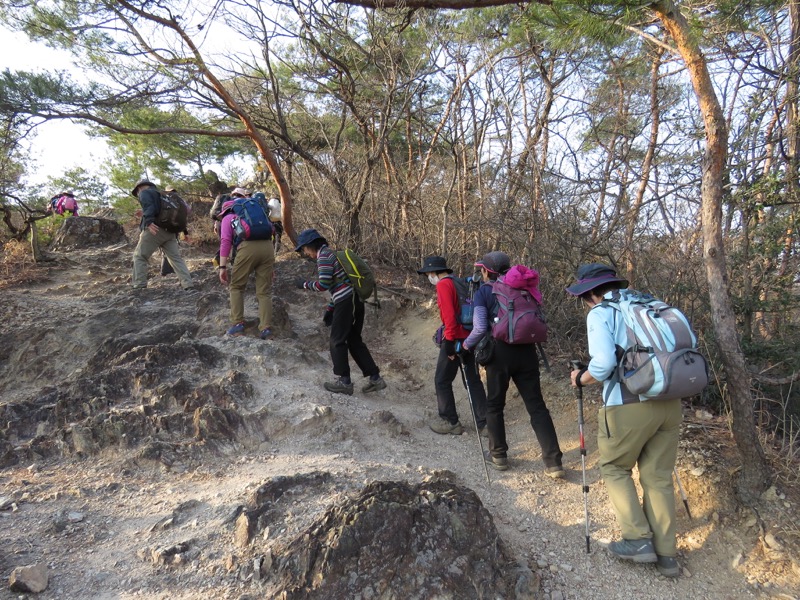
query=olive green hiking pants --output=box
[598,399,682,557]
[229,239,274,331]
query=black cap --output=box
[474,251,511,274]
[417,256,453,274]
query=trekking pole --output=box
[673,467,692,520]
[571,359,591,554]
[536,342,551,373]
[457,346,491,484]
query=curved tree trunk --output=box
[116,0,297,246]
[653,0,770,504]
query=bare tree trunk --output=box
[787,0,800,203]
[624,49,664,285]
[30,220,43,263]
[653,0,770,504]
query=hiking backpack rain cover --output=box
[603,290,708,401]
[491,278,548,344]
[231,197,274,245]
[155,193,189,233]
[335,249,378,305]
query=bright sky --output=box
[1,29,109,187]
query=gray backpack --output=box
[600,290,708,401]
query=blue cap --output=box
[294,228,326,252]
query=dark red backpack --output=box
[490,278,548,344]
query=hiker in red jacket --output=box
[418,256,487,436]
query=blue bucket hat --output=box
[294,228,327,252]
[565,263,628,296]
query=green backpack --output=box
[336,249,379,307]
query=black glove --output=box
[323,309,333,327]
[457,341,471,358]
[294,277,306,289]
[443,339,456,357]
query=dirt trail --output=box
[0,240,797,600]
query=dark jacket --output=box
[138,186,160,230]
[209,193,230,221]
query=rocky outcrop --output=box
[50,216,127,250]
[261,479,537,599]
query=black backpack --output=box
[155,193,189,233]
[447,274,481,330]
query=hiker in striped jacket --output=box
[294,228,386,396]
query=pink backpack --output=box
[61,196,78,212]
[55,195,78,215]
[490,278,548,344]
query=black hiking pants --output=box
[330,294,379,380]
[434,344,487,429]
[484,340,562,468]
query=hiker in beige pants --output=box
[132,227,193,289]
[598,400,682,558]
[566,262,682,578]
[226,240,274,333]
[130,179,193,290]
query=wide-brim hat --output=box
[565,263,628,296]
[417,256,453,274]
[475,251,510,274]
[230,187,249,198]
[294,228,326,252]
[131,179,155,197]
[164,186,176,193]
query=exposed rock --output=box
[151,542,191,565]
[193,406,243,441]
[50,216,127,250]
[235,511,258,548]
[9,563,49,593]
[265,479,525,599]
[369,410,409,437]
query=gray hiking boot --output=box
[607,539,657,563]
[484,451,509,471]
[324,378,354,396]
[429,418,464,435]
[656,555,680,577]
[545,465,566,479]
[362,377,387,393]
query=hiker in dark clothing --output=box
[130,179,193,291]
[417,256,487,437]
[462,251,563,476]
[210,191,234,268]
[267,197,283,253]
[294,228,386,395]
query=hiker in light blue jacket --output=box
[567,263,681,578]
